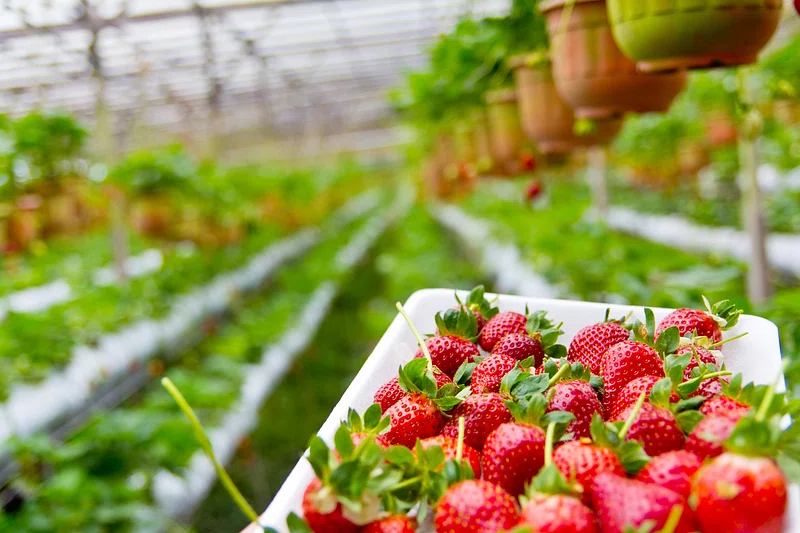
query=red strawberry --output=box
[471,354,518,394]
[363,516,416,533]
[546,379,602,439]
[440,393,512,451]
[699,395,749,418]
[590,473,697,533]
[434,480,519,533]
[553,440,625,503]
[302,477,361,533]
[655,298,741,345]
[635,450,701,499]
[693,453,788,533]
[795,0,799,15]
[479,311,527,351]
[482,422,547,496]
[349,432,390,451]
[518,493,597,533]
[414,336,479,378]
[383,393,443,448]
[374,371,453,412]
[419,435,482,478]
[600,341,664,413]
[675,344,726,399]
[568,320,630,374]
[608,375,679,420]
[453,285,498,334]
[491,332,545,365]
[525,179,542,201]
[684,412,742,460]
[612,402,684,457]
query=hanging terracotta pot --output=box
[485,89,526,175]
[540,0,687,120]
[43,193,82,236]
[606,0,781,73]
[8,195,42,250]
[510,55,624,153]
[130,195,173,238]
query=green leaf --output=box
[385,445,416,466]
[286,513,313,533]
[308,436,330,480]
[649,378,674,408]
[617,441,651,475]
[654,326,680,356]
[676,410,704,434]
[363,404,382,430]
[334,425,355,461]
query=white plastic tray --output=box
[252,289,799,533]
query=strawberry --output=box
[419,435,482,478]
[547,379,602,440]
[612,401,684,457]
[699,395,749,418]
[525,179,542,202]
[374,370,453,412]
[491,332,545,365]
[635,450,701,499]
[363,516,417,533]
[601,310,680,413]
[553,440,625,505]
[608,375,678,420]
[674,344,728,399]
[480,311,527,351]
[479,309,566,359]
[568,312,630,374]
[302,477,362,533]
[470,353,520,394]
[600,341,664,413]
[693,453,788,533]
[684,413,741,460]
[440,392,511,451]
[414,335,479,378]
[590,473,697,533]
[413,306,481,377]
[482,422,547,497]
[433,479,519,533]
[795,0,799,15]
[383,359,462,448]
[517,422,598,533]
[655,297,741,345]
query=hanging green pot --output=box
[485,89,526,176]
[606,0,781,72]
[541,0,687,120]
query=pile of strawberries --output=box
[286,287,798,533]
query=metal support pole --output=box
[737,69,771,305]
[587,146,608,222]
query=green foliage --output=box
[110,145,198,196]
[12,111,87,180]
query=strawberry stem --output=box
[618,392,647,440]
[396,302,433,372]
[162,377,260,524]
[547,363,571,387]
[709,332,749,348]
[456,416,465,465]
[544,422,556,467]
[658,505,684,533]
[754,376,780,423]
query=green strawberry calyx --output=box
[603,307,635,330]
[455,285,499,322]
[523,422,582,501]
[633,308,680,358]
[435,305,479,341]
[397,358,465,411]
[526,310,568,358]
[702,295,743,331]
[540,358,604,396]
[499,369,576,430]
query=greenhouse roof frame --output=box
[0,0,510,156]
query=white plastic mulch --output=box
[151,190,412,520]
[431,204,560,299]
[607,207,800,277]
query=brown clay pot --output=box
[8,195,42,249]
[43,193,82,236]
[485,89,526,176]
[540,0,687,120]
[706,111,738,148]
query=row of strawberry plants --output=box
[451,180,799,392]
[193,204,492,533]
[0,185,383,403]
[0,192,401,533]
